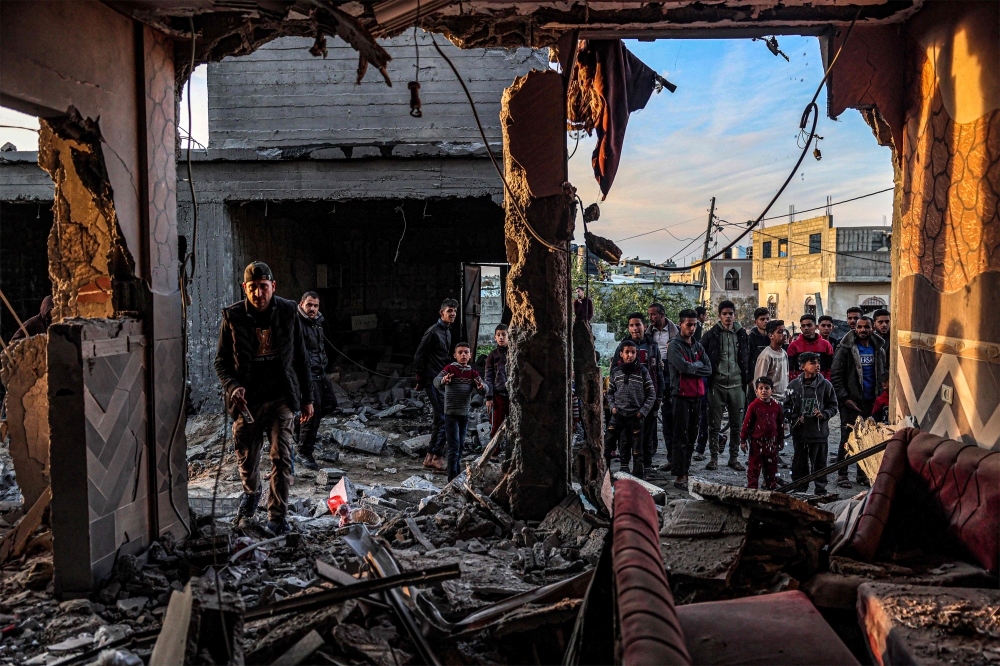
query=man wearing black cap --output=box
[215,261,314,535]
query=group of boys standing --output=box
[600,295,890,493]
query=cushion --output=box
[677,591,860,665]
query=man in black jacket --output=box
[700,300,750,471]
[215,262,313,535]
[610,313,665,469]
[830,316,888,488]
[746,307,771,402]
[414,298,458,472]
[295,292,338,470]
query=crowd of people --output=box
[596,295,891,493]
[209,261,890,535]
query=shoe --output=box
[631,460,644,480]
[693,453,706,462]
[858,477,871,488]
[727,459,746,472]
[661,462,672,471]
[837,478,853,489]
[705,458,718,471]
[236,491,261,520]
[297,453,319,471]
[673,476,688,490]
[265,518,290,536]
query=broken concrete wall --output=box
[0,336,50,510]
[501,69,573,520]
[208,32,548,149]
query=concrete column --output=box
[500,70,575,519]
[893,3,1000,449]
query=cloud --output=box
[571,37,895,262]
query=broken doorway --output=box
[461,263,507,357]
[0,201,53,343]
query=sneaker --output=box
[236,491,261,519]
[265,518,290,536]
[705,458,718,471]
[297,453,319,471]
[727,458,746,472]
[693,453,706,462]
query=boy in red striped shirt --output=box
[434,342,485,480]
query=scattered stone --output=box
[399,434,432,457]
[538,494,594,543]
[19,559,53,590]
[331,428,387,455]
[401,475,438,491]
[613,471,666,504]
[383,468,397,474]
[47,633,95,652]
[116,598,148,613]
[316,468,345,488]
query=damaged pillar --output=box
[501,70,574,519]
[828,3,1000,449]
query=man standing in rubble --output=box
[415,298,458,472]
[647,303,678,469]
[667,309,712,489]
[701,300,749,472]
[611,313,664,475]
[831,315,887,488]
[215,262,313,536]
[295,291,338,471]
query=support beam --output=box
[501,69,573,520]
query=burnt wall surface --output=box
[176,155,505,412]
[0,202,53,343]
[208,32,548,149]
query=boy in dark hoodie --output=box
[604,339,657,479]
[610,313,664,471]
[484,324,510,438]
[434,342,485,480]
[784,352,839,494]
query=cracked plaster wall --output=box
[0,336,50,510]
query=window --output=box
[870,233,886,251]
[860,296,886,315]
[804,296,816,316]
[767,295,777,319]
[778,239,788,257]
[809,233,822,254]
[725,269,740,291]
[762,241,772,258]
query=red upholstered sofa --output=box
[612,480,859,666]
[838,428,999,573]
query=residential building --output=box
[751,214,892,326]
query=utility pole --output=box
[698,197,716,305]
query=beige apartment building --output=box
[751,214,892,325]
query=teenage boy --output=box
[611,313,664,470]
[818,315,839,350]
[415,298,458,472]
[787,314,835,381]
[846,306,862,331]
[784,352,838,494]
[754,320,789,401]
[740,377,783,490]
[484,324,510,438]
[574,286,594,322]
[873,308,891,343]
[693,306,708,342]
[295,291,338,470]
[747,307,771,400]
[648,303,678,467]
[667,309,712,489]
[831,316,888,488]
[215,261,313,536]
[434,342,485,480]
[605,339,657,478]
[701,300,749,471]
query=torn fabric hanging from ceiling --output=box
[567,40,675,200]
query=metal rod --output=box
[0,286,30,341]
[776,439,890,494]
[244,563,461,621]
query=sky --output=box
[0,37,894,266]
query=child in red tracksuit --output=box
[740,376,784,490]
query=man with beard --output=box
[873,308,891,344]
[295,292,338,470]
[787,314,834,381]
[831,316,888,488]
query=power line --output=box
[753,226,893,266]
[760,187,893,222]
[615,213,706,243]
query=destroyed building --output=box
[0,1,998,665]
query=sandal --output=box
[837,478,852,489]
[673,477,688,490]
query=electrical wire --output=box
[752,225,893,266]
[0,125,39,133]
[429,35,568,254]
[760,187,894,222]
[620,8,863,275]
[614,213,706,243]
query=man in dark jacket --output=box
[294,292,338,470]
[700,300,750,471]
[10,295,53,342]
[746,307,771,401]
[611,313,664,469]
[215,262,313,535]
[667,309,713,488]
[830,316,888,488]
[414,298,458,472]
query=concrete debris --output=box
[331,428,387,455]
[398,433,432,457]
[613,471,666,504]
[315,468,345,488]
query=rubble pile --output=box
[660,479,833,604]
